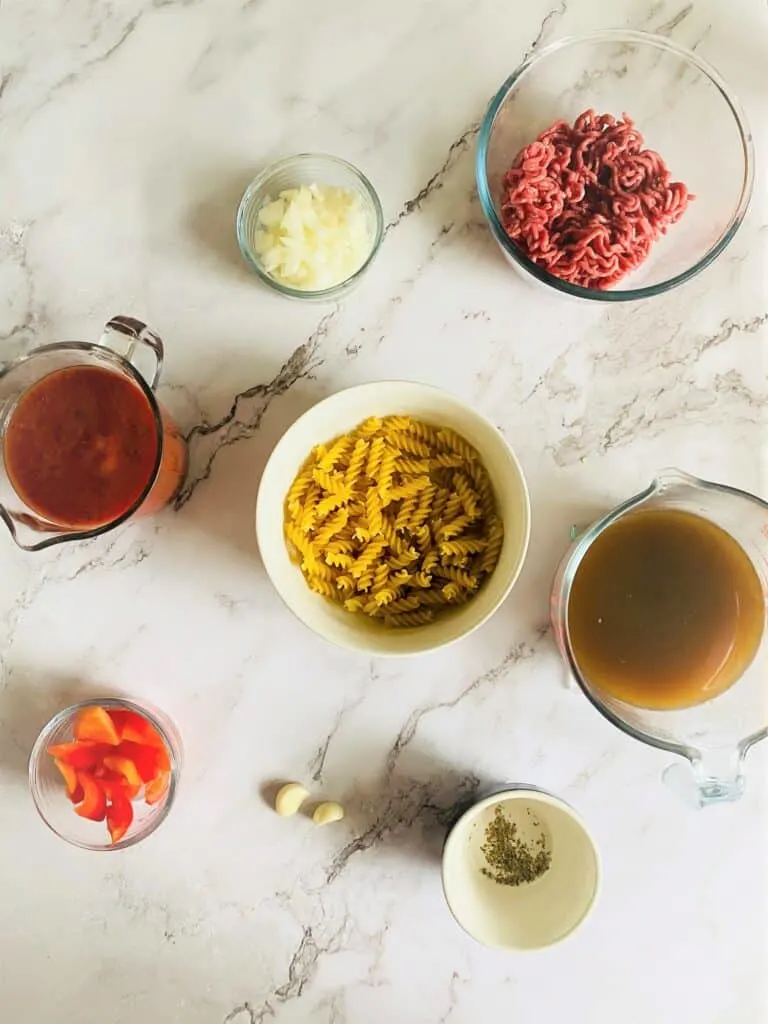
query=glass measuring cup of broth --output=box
[551,470,768,807]
[0,316,188,551]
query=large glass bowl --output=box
[476,30,754,302]
[29,698,182,851]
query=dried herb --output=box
[480,805,552,886]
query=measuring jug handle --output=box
[99,315,164,390]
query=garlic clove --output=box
[312,801,345,826]
[274,782,310,817]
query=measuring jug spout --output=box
[651,467,702,493]
[663,747,747,808]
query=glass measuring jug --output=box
[0,316,188,551]
[551,469,768,807]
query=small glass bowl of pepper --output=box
[28,697,182,851]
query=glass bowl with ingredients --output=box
[476,30,754,302]
[237,153,384,301]
[29,697,182,851]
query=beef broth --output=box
[567,509,765,710]
[4,364,159,529]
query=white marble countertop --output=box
[1,0,767,1021]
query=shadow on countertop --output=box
[167,377,329,565]
[186,166,263,283]
[0,668,120,780]
[317,748,497,884]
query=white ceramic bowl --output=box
[256,381,531,655]
[442,787,601,951]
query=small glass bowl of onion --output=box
[236,153,384,301]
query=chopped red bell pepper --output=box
[103,783,134,844]
[98,768,141,801]
[102,754,143,791]
[109,709,165,748]
[74,705,120,745]
[74,771,107,822]
[114,740,169,781]
[144,771,170,806]
[47,741,110,770]
[47,704,173,843]
[53,757,83,803]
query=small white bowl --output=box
[255,381,531,656]
[442,787,601,951]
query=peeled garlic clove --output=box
[312,801,345,826]
[274,782,310,817]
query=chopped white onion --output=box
[254,183,373,291]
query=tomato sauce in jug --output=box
[3,364,161,529]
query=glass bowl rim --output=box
[28,696,181,852]
[475,28,755,303]
[236,152,385,300]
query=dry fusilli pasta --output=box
[283,415,504,628]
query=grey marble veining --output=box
[0,0,766,1022]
